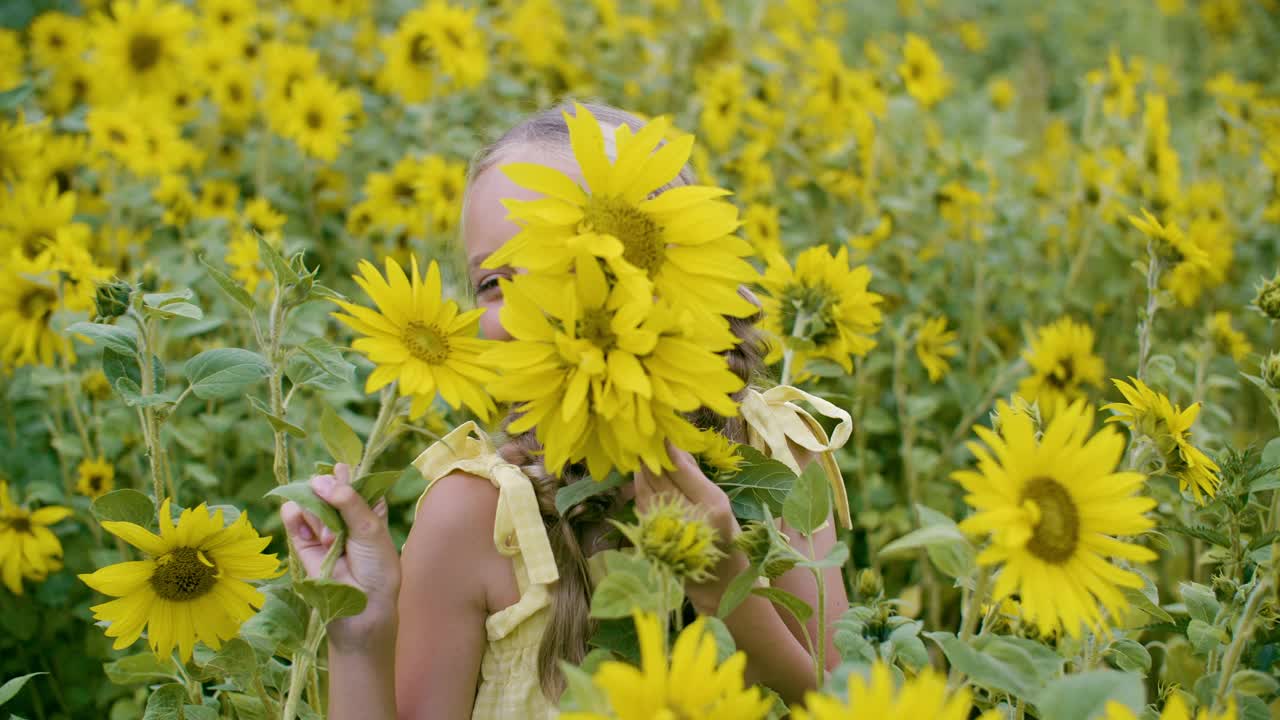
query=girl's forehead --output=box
[462,148,583,263]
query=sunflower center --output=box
[578,307,616,349]
[1021,476,1079,564]
[1045,357,1076,390]
[305,110,324,130]
[393,180,417,204]
[128,33,163,73]
[50,33,65,49]
[580,196,665,275]
[779,281,839,348]
[150,547,218,601]
[409,34,434,65]
[19,286,58,320]
[6,515,32,533]
[403,321,450,364]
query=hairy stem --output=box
[1213,577,1270,711]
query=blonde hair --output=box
[463,101,764,699]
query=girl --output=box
[282,102,851,719]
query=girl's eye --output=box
[475,275,502,296]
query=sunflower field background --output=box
[3,0,1280,717]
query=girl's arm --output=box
[772,518,849,671]
[394,473,502,717]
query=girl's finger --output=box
[664,440,720,505]
[281,501,316,544]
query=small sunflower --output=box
[92,0,195,95]
[742,203,781,257]
[0,181,79,260]
[561,611,773,720]
[28,11,90,69]
[1207,311,1251,362]
[615,494,726,583]
[379,1,487,103]
[899,33,950,108]
[954,400,1156,637]
[225,231,270,293]
[79,500,280,662]
[277,74,361,162]
[332,256,498,420]
[0,481,72,595]
[792,662,972,720]
[1017,317,1105,415]
[759,244,884,373]
[0,254,76,370]
[1104,694,1235,720]
[1103,378,1222,504]
[195,180,240,221]
[915,316,959,382]
[76,457,116,499]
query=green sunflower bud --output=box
[856,568,884,600]
[1255,272,1280,320]
[1262,352,1280,390]
[94,280,134,319]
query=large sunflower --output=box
[0,181,79,260]
[793,661,971,720]
[92,0,195,96]
[485,265,743,479]
[1103,377,1221,504]
[954,400,1156,638]
[1017,317,1105,415]
[379,1,487,104]
[79,500,280,662]
[0,481,72,595]
[332,257,498,420]
[483,102,759,343]
[562,611,773,720]
[758,244,884,373]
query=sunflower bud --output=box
[733,522,771,563]
[622,495,726,583]
[1255,273,1280,320]
[94,280,134,319]
[1262,352,1280,390]
[855,568,884,600]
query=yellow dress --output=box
[409,385,853,719]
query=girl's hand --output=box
[281,463,401,654]
[634,441,748,614]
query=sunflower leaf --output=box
[265,481,343,533]
[259,235,300,286]
[1036,670,1144,720]
[1164,523,1230,548]
[198,254,256,313]
[751,586,813,624]
[247,396,308,438]
[0,672,45,708]
[102,654,179,686]
[554,471,627,516]
[66,321,139,356]
[717,564,761,619]
[295,578,368,623]
[352,470,403,506]
[91,489,155,528]
[142,682,186,720]
[185,348,270,400]
[782,462,830,536]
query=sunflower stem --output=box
[1134,238,1163,383]
[1213,576,1270,711]
[806,533,828,686]
[779,310,810,386]
[958,565,990,641]
[354,386,401,480]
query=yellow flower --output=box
[0,254,76,370]
[92,0,195,96]
[417,155,467,234]
[848,214,893,253]
[792,662,971,720]
[196,180,240,221]
[742,203,781,257]
[957,21,988,52]
[28,132,89,197]
[225,231,270,293]
[562,611,773,720]
[1208,311,1251,362]
[485,266,743,478]
[200,0,257,35]
[379,1,488,103]
[1017,317,1105,414]
[616,494,726,583]
[697,64,745,152]
[692,427,744,476]
[989,77,1016,110]
[498,0,566,70]
[0,30,22,91]
[363,156,430,235]
[332,257,498,420]
[915,316,959,382]
[0,481,72,595]
[82,369,113,401]
[76,457,117,499]
[0,113,41,182]
[79,500,280,662]
[276,74,361,162]
[484,103,759,347]
[954,400,1156,637]
[759,245,884,373]
[1104,378,1222,504]
[1104,694,1235,720]
[28,11,90,69]
[0,181,80,261]
[242,197,286,236]
[899,33,950,108]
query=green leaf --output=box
[0,83,33,111]
[0,673,45,707]
[295,578,368,623]
[1165,523,1230,548]
[352,469,403,506]
[1106,639,1152,674]
[92,489,155,527]
[145,301,204,321]
[239,589,306,655]
[265,481,343,532]
[1122,578,1174,624]
[702,616,737,664]
[1036,670,1144,720]
[1187,618,1226,654]
[285,338,354,390]
[321,406,364,467]
[718,447,794,521]
[199,255,256,313]
[880,506,975,578]
[589,551,677,620]
[259,235,300,285]
[142,289,194,308]
[103,654,180,686]
[184,705,219,720]
[114,376,169,407]
[926,632,1063,698]
[717,564,761,619]
[555,472,628,516]
[143,683,187,720]
[67,321,139,355]
[751,587,813,624]
[1229,669,1280,696]
[200,638,257,684]
[1179,582,1221,624]
[184,348,270,400]
[796,540,849,570]
[558,663,610,713]
[247,396,307,437]
[1251,438,1280,492]
[782,462,830,535]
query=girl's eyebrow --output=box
[467,253,491,271]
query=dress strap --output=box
[411,421,560,588]
[740,385,854,530]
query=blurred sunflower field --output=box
[2,0,1280,717]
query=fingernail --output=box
[312,475,335,497]
[297,523,314,541]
